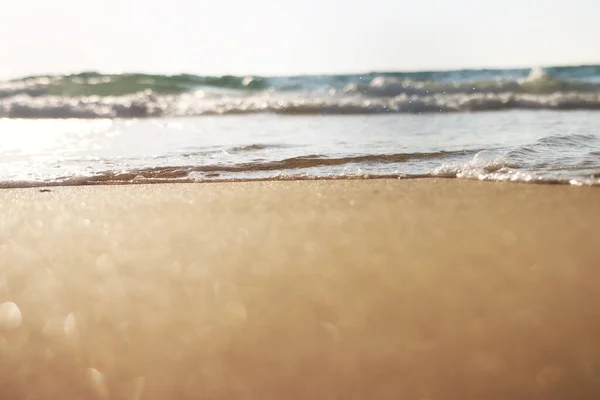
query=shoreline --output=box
[1,178,600,399]
[0,174,597,190]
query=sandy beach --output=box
[1,178,600,399]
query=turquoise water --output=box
[1,65,600,118]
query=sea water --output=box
[1,65,599,187]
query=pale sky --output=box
[1,0,599,79]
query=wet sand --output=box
[1,179,600,399]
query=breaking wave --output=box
[1,65,600,118]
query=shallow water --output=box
[1,110,599,187]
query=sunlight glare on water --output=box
[1,119,115,157]
[0,111,600,186]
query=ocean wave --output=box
[2,92,600,118]
[0,73,267,99]
[432,135,600,186]
[2,72,598,101]
[529,133,600,148]
[1,66,600,118]
[342,67,600,97]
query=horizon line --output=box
[3,61,599,80]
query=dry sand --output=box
[0,179,600,399]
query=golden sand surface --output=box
[1,179,599,399]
